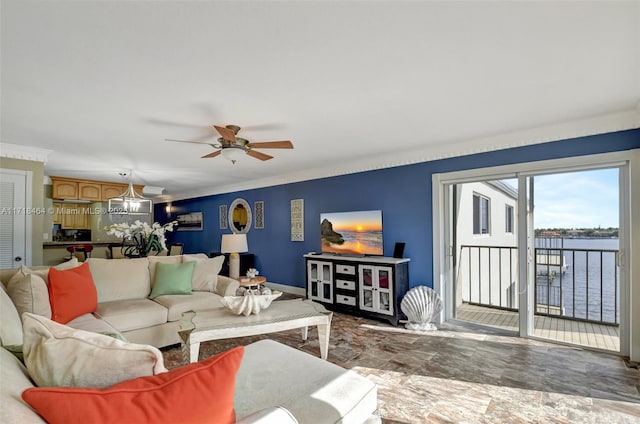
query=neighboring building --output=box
[455,180,518,310]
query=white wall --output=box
[455,181,518,308]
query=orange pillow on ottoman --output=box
[48,262,97,324]
[22,346,244,424]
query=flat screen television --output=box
[320,210,383,255]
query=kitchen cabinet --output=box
[78,182,102,201]
[52,203,63,224]
[60,204,90,229]
[51,177,143,202]
[101,184,126,201]
[52,179,78,200]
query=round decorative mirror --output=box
[228,198,252,234]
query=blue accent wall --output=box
[155,129,640,289]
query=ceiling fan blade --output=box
[145,118,210,130]
[241,123,286,132]
[246,141,293,149]
[246,149,273,161]
[201,150,222,159]
[214,125,237,142]
[166,138,215,146]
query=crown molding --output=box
[161,107,640,202]
[0,142,53,163]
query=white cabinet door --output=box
[307,260,333,303]
[359,265,394,316]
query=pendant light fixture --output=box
[108,171,152,215]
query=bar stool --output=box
[66,244,93,262]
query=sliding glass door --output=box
[434,154,628,354]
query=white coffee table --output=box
[178,299,333,363]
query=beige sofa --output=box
[0,256,379,423]
[0,254,238,348]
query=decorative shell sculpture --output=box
[400,286,443,331]
[221,291,282,316]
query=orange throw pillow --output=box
[48,262,98,324]
[22,346,244,424]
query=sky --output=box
[504,168,619,229]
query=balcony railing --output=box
[459,244,619,325]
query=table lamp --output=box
[221,234,248,280]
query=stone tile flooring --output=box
[162,311,640,423]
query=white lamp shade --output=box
[221,234,248,253]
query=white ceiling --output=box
[2,1,639,201]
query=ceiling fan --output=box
[166,124,293,164]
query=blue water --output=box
[536,238,619,324]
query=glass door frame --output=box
[432,150,634,356]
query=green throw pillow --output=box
[149,261,195,299]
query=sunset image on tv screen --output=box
[320,210,383,255]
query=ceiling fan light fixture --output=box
[221,146,245,164]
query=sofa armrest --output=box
[215,275,240,297]
[236,406,298,424]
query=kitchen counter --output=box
[42,241,122,265]
[43,241,121,247]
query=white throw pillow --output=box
[22,313,167,388]
[0,285,23,346]
[7,273,51,320]
[7,258,80,287]
[183,255,225,292]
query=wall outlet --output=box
[43,233,49,240]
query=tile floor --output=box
[162,311,640,423]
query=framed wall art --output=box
[177,212,203,231]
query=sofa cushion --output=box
[22,346,244,424]
[148,255,182,288]
[235,339,377,423]
[0,284,23,346]
[87,257,150,302]
[65,313,123,339]
[7,273,51,320]
[183,255,225,292]
[22,313,167,388]
[0,347,43,424]
[236,406,299,424]
[6,259,79,287]
[153,291,224,322]
[48,263,98,324]
[95,298,168,332]
[149,261,195,299]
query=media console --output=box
[304,253,410,326]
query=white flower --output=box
[106,220,178,252]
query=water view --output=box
[536,237,619,324]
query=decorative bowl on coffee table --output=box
[221,291,283,316]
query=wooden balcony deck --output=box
[456,303,620,352]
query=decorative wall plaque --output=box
[290,199,304,241]
[254,201,264,229]
[219,205,228,229]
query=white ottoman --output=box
[235,340,378,423]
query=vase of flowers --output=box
[105,220,178,257]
